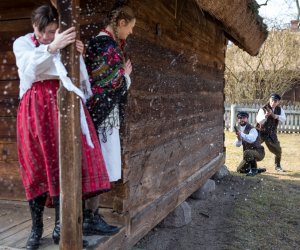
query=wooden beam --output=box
[0,19,31,32]
[56,0,82,249]
[174,0,185,20]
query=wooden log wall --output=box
[0,2,227,247]
[113,0,227,246]
[0,0,41,200]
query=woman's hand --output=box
[48,27,76,53]
[124,59,132,75]
[76,40,85,54]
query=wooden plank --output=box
[0,80,19,98]
[0,161,25,200]
[0,117,16,140]
[0,1,44,9]
[0,19,31,32]
[0,8,32,21]
[0,220,32,243]
[127,91,224,124]
[0,98,19,117]
[130,0,225,62]
[0,65,19,81]
[92,227,127,250]
[0,51,16,65]
[125,154,225,249]
[124,111,223,152]
[0,208,124,250]
[0,200,55,249]
[124,128,223,216]
[0,31,29,52]
[13,216,55,249]
[0,201,30,234]
[0,142,18,162]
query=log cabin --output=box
[0,0,268,249]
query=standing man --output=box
[234,111,265,176]
[256,93,286,172]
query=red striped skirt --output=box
[17,80,110,200]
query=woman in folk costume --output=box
[13,4,113,249]
[84,1,135,230]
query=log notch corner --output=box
[196,0,268,56]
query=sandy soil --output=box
[133,133,300,250]
[133,174,253,250]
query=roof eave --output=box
[195,0,268,56]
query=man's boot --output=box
[83,209,120,236]
[246,161,258,176]
[238,162,251,173]
[52,196,88,248]
[26,193,47,250]
[275,162,283,172]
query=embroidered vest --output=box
[260,103,281,142]
[242,123,264,152]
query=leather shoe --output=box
[26,228,43,250]
[83,209,120,236]
[246,168,258,176]
[257,168,266,173]
[52,218,88,248]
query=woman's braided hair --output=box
[104,1,135,44]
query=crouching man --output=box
[234,111,266,176]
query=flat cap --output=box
[237,111,249,118]
[270,93,281,101]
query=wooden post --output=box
[56,0,82,249]
[230,104,237,132]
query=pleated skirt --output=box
[17,80,110,200]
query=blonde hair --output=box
[106,5,135,41]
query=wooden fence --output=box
[224,103,300,133]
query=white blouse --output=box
[13,33,92,99]
[13,33,94,147]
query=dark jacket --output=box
[259,103,281,143]
[242,123,264,153]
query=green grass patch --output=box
[224,131,300,249]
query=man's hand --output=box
[265,108,277,119]
[235,130,242,141]
[264,107,273,118]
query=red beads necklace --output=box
[31,34,40,47]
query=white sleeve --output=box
[256,108,267,124]
[13,37,56,78]
[124,73,131,89]
[79,55,93,99]
[240,128,258,143]
[277,108,286,123]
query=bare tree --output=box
[225,29,300,103]
[283,0,300,21]
[256,0,300,29]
